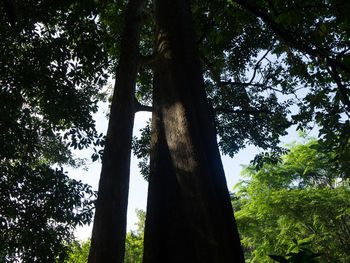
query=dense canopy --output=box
[233,138,350,262]
[0,0,349,262]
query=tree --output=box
[2,0,350,262]
[233,139,350,263]
[88,0,147,262]
[229,0,350,164]
[0,0,107,261]
[130,0,349,261]
[142,0,244,262]
[0,164,95,262]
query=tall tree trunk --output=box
[88,0,146,262]
[143,0,245,262]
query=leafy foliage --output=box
[269,240,322,263]
[229,0,350,167]
[233,139,350,263]
[0,0,108,261]
[194,0,292,155]
[65,209,146,263]
[1,0,350,260]
[132,0,350,176]
[131,0,295,175]
[132,122,151,180]
[0,163,95,262]
[65,240,90,263]
[124,209,145,263]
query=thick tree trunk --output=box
[143,0,245,262]
[88,1,146,262]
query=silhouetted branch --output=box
[199,51,224,88]
[214,107,270,115]
[134,97,153,112]
[200,51,279,93]
[139,53,158,67]
[249,43,274,84]
[232,0,350,74]
[327,66,350,112]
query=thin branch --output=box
[134,97,153,112]
[214,107,271,115]
[221,81,305,103]
[200,50,279,95]
[139,53,158,67]
[337,47,350,57]
[200,49,302,103]
[221,81,281,92]
[248,43,274,84]
[221,81,263,87]
[327,66,350,112]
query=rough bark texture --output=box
[88,1,146,262]
[143,0,245,262]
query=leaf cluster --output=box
[233,139,350,263]
[269,240,322,263]
[1,0,110,261]
[0,162,96,262]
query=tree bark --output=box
[88,0,146,262]
[143,0,245,262]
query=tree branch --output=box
[200,49,302,102]
[327,66,350,112]
[232,0,350,74]
[249,43,274,84]
[139,53,158,67]
[221,81,286,93]
[134,97,153,112]
[199,51,224,88]
[214,107,270,115]
[200,50,277,94]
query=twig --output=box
[248,43,274,84]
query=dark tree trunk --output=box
[143,0,245,262]
[88,0,146,262]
